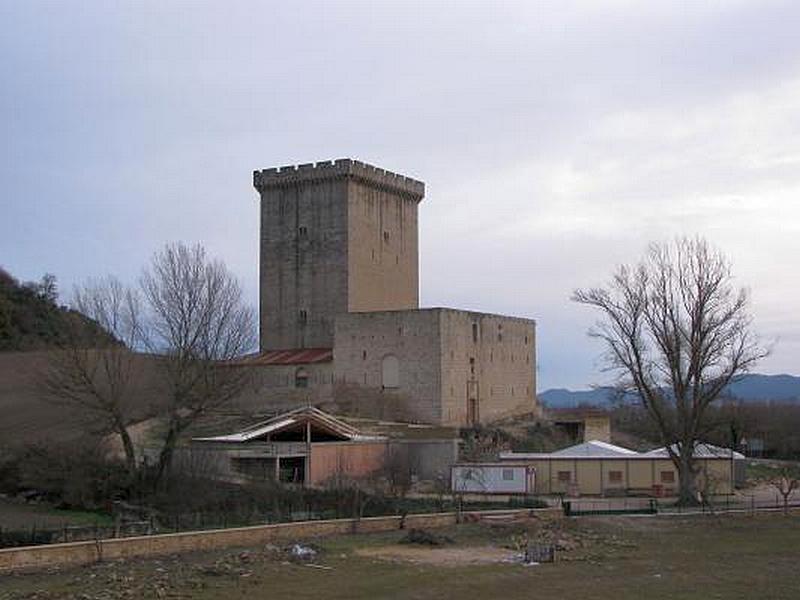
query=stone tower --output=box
[254,159,425,351]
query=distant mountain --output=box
[538,387,621,408]
[540,374,800,408]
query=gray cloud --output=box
[2,0,799,389]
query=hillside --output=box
[541,374,800,408]
[0,268,114,352]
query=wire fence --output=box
[0,494,547,549]
[563,495,800,516]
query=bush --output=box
[15,439,128,510]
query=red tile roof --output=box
[234,348,333,366]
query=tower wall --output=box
[347,178,420,313]
[254,159,424,350]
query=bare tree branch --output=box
[573,237,768,504]
[140,242,257,488]
[40,276,143,481]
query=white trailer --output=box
[451,462,535,495]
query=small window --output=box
[298,309,308,324]
[362,350,367,360]
[502,469,515,481]
[295,368,309,389]
[609,471,623,484]
[472,323,478,343]
[557,471,572,483]
[383,231,390,243]
[469,357,475,375]
[660,471,675,484]
[298,226,308,237]
[524,335,528,344]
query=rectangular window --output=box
[472,323,478,342]
[660,471,675,484]
[609,471,623,484]
[502,469,515,481]
[557,471,571,483]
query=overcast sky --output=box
[2,1,799,390]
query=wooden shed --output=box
[191,407,388,486]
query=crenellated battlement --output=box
[253,158,425,200]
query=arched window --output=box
[295,368,309,389]
[381,355,400,389]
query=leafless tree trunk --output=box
[140,243,256,489]
[40,276,142,481]
[772,470,798,515]
[573,237,767,505]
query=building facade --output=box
[334,308,535,425]
[247,159,538,427]
[499,441,743,496]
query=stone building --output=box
[246,159,537,426]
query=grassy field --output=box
[1,512,798,599]
[0,497,112,530]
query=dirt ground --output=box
[354,544,513,566]
[1,513,799,600]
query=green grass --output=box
[0,497,112,530]
[2,514,799,599]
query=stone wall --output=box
[347,178,420,313]
[256,175,350,350]
[231,362,335,414]
[334,309,442,423]
[438,309,536,425]
[333,308,536,426]
[583,416,611,443]
[0,509,560,573]
[254,159,424,351]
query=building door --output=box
[466,380,479,425]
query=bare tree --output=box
[772,469,799,515]
[573,237,767,505]
[41,276,143,480]
[140,243,256,488]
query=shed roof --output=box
[192,406,383,443]
[228,348,333,366]
[500,439,744,461]
[501,440,638,460]
[644,443,745,460]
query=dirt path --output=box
[355,544,514,565]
